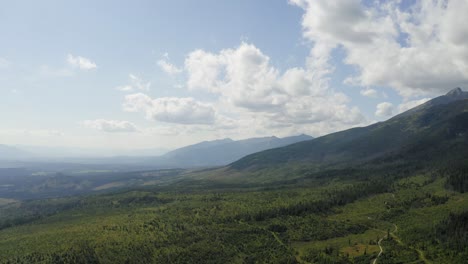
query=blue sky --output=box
[1,0,467,151]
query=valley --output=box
[1,167,467,263]
[0,90,467,263]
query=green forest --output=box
[1,161,467,263]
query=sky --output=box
[1,0,467,151]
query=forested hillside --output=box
[230,90,468,177]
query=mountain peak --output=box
[230,96,468,172]
[446,87,464,96]
[398,87,468,118]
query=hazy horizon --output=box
[1,133,317,159]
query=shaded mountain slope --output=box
[156,134,313,168]
[231,88,468,171]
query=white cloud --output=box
[183,42,365,135]
[280,67,321,96]
[115,85,133,92]
[157,54,182,76]
[360,88,378,98]
[123,93,216,125]
[375,102,394,117]
[185,49,224,93]
[290,0,468,98]
[67,54,97,70]
[82,119,138,133]
[122,93,153,112]
[185,43,276,107]
[398,98,431,113]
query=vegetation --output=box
[0,96,467,263]
[0,168,185,200]
[0,163,467,263]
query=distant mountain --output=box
[155,134,313,168]
[231,87,468,172]
[0,145,31,160]
[163,138,234,159]
[0,135,312,169]
[11,145,169,158]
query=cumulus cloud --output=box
[123,93,153,112]
[123,93,216,125]
[375,102,394,117]
[185,49,224,93]
[67,54,97,70]
[157,54,182,76]
[183,42,364,133]
[82,119,138,133]
[290,0,468,98]
[360,88,378,98]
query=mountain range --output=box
[2,87,466,175]
[0,135,313,169]
[1,88,468,263]
[225,87,468,180]
[153,134,313,168]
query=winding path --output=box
[372,238,384,264]
[371,224,398,264]
[372,223,432,264]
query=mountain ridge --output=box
[155,134,313,168]
[229,88,468,173]
[397,87,468,118]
